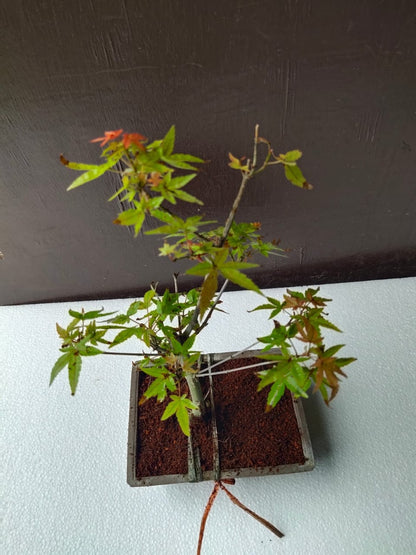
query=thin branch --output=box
[183,305,200,340]
[219,170,251,247]
[172,273,182,330]
[100,351,158,357]
[199,342,259,374]
[252,123,259,170]
[197,359,272,377]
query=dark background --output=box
[1,0,415,306]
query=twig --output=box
[197,359,272,377]
[198,342,259,374]
[183,305,200,339]
[219,170,251,247]
[252,123,259,170]
[100,351,158,357]
[172,273,182,329]
[220,124,260,246]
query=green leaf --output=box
[250,297,282,314]
[110,327,143,347]
[186,261,213,276]
[68,309,84,319]
[258,325,288,348]
[323,344,345,358]
[267,382,286,409]
[220,261,258,271]
[228,152,242,170]
[145,223,176,236]
[56,323,68,340]
[82,308,116,320]
[176,402,191,436]
[285,375,309,398]
[167,153,204,163]
[60,157,101,171]
[127,301,142,317]
[108,181,129,202]
[283,150,302,162]
[284,164,313,190]
[312,317,342,332]
[257,363,288,391]
[114,207,145,236]
[335,357,357,368]
[286,289,305,299]
[110,314,130,325]
[143,374,176,402]
[249,303,274,312]
[50,352,71,386]
[67,317,80,332]
[161,397,179,420]
[162,125,175,155]
[82,345,102,356]
[150,209,177,225]
[66,153,123,190]
[140,367,165,379]
[174,189,203,205]
[219,267,260,293]
[318,382,329,404]
[143,289,156,308]
[161,395,197,436]
[161,154,203,171]
[68,353,82,395]
[169,173,197,190]
[182,335,197,352]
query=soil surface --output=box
[136,357,305,478]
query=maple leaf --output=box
[90,129,123,146]
[147,172,163,187]
[122,132,147,150]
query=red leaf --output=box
[122,133,147,150]
[90,129,123,146]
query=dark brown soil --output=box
[136,357,305,479]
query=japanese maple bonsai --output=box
[51,125,355,548]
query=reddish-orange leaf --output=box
[122,133,147,150]
[90,129,123,146]
[147,172,163,187]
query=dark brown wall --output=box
[1,0,415,305]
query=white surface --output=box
[1,277,416,554]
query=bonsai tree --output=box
[51,125,356,550]
[52,125,355,435]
